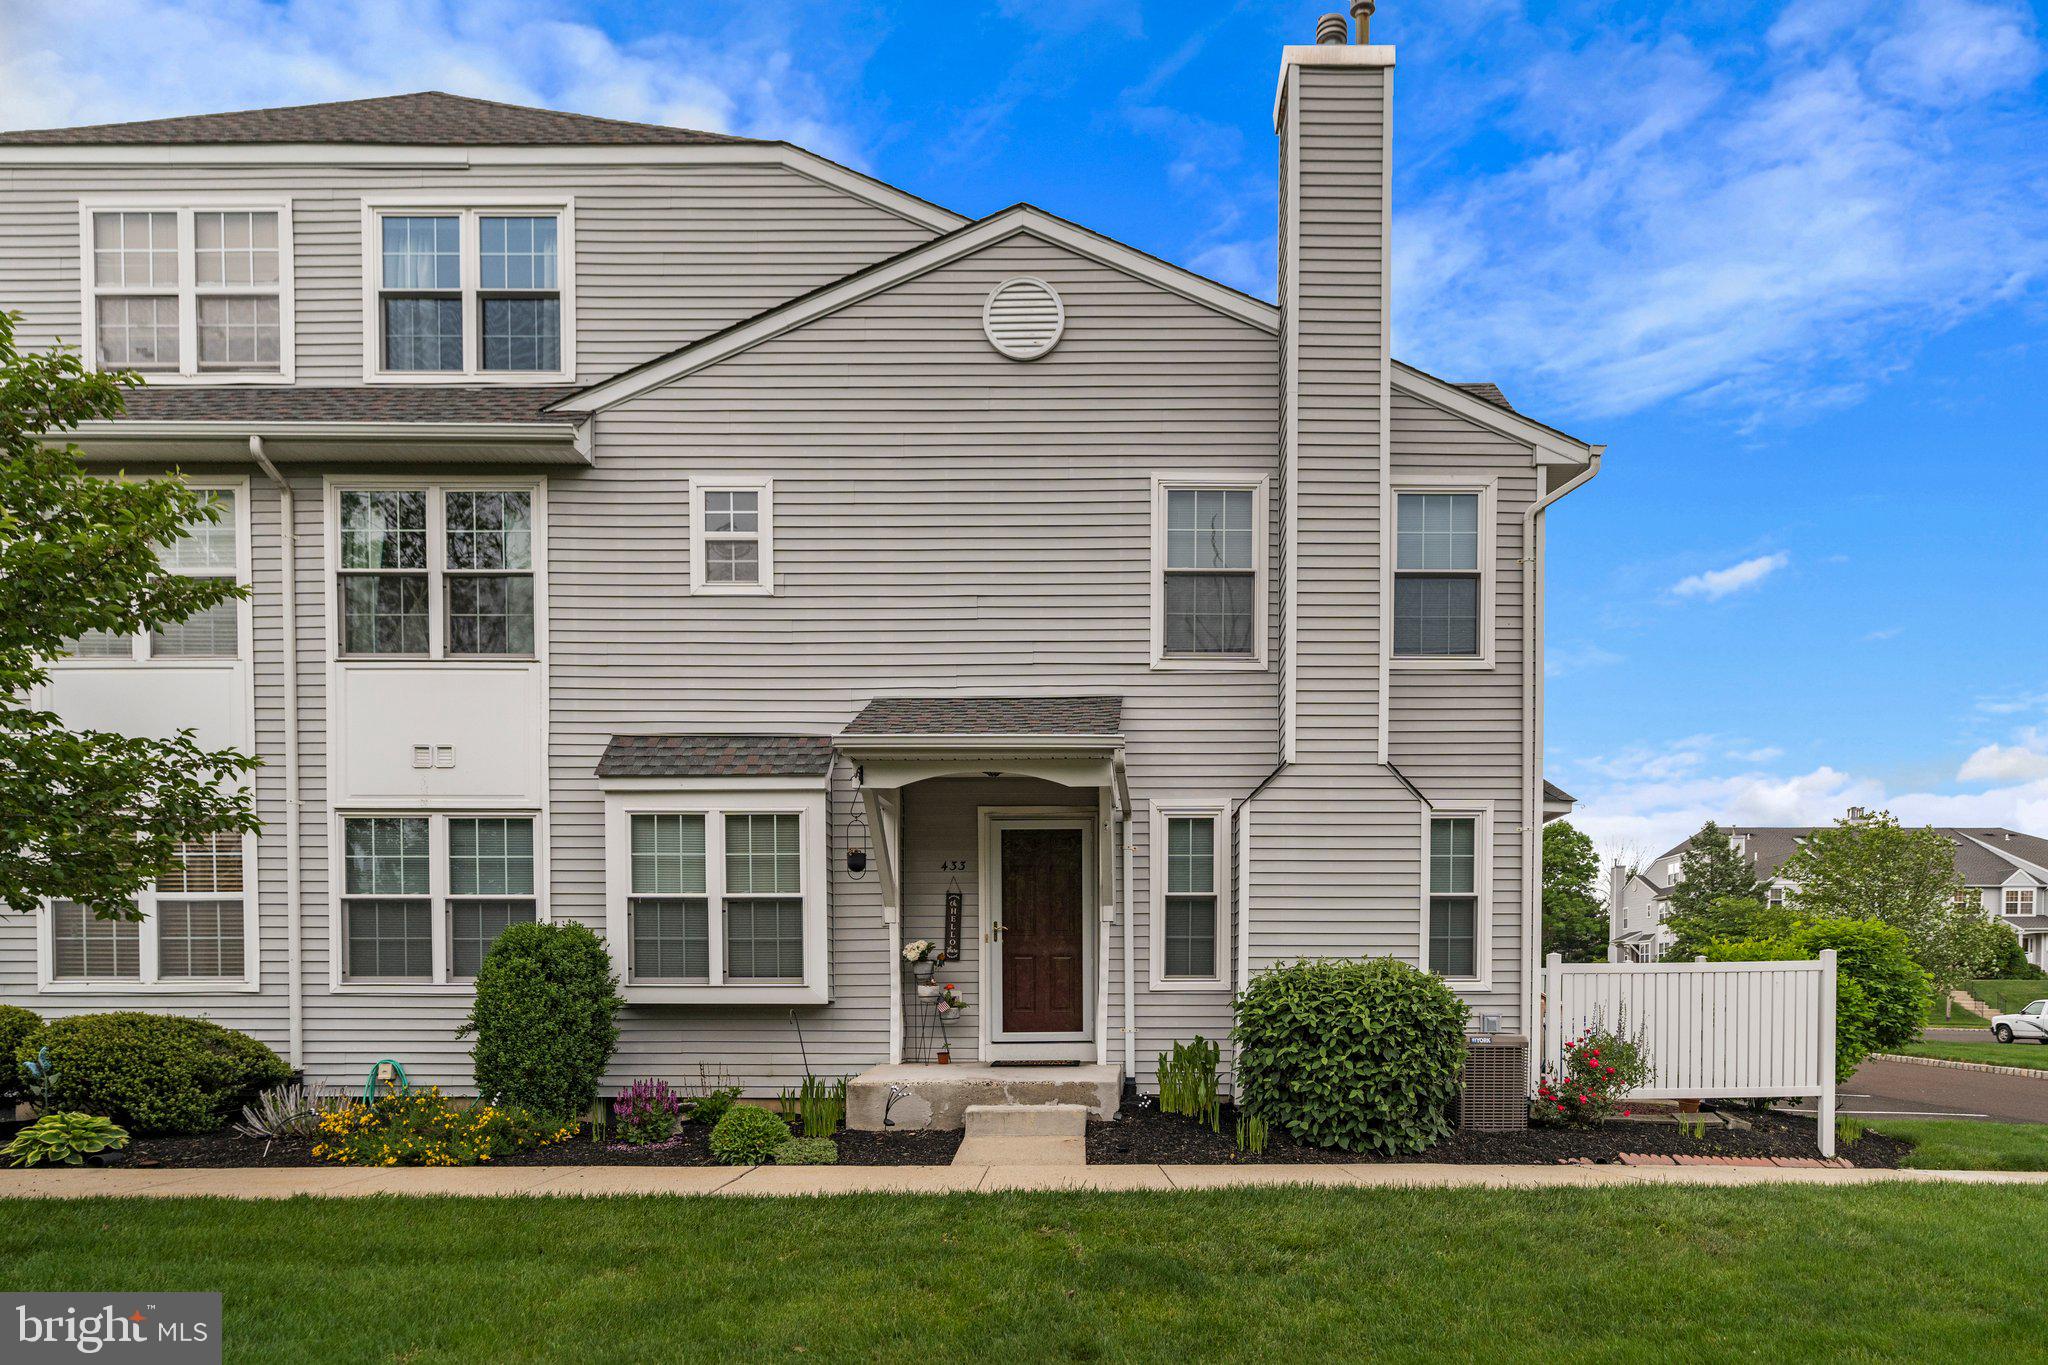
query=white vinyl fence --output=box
[1542,951,1839,1156]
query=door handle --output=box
[990,920,1003,942]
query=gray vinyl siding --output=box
[547,229,1278,1092]
[0,160,936,382]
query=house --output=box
[0,7,1602,1113]
[1609,814,2048,967]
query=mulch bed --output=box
[122,1121,963,1170]
[1086,1100,1910,1169]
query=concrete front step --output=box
[846,1063,1122,1131]
[962,1103,1089,1137]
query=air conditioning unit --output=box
[1457,1034,1530,1132]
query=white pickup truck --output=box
[1991,1000,2048,1044]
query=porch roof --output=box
[594,733,834,779]
[840,695,1122,739]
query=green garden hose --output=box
[363,1058,410,1102]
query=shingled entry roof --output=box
[595,735,835,780]
[112,385,579,424]
[841,696,1123,738]
[0,91,759,147]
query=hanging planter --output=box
[916,982,941,1000]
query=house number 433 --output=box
[938,860,967,872]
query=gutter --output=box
[248,436,304,1071]
[1520,448,1603,1083]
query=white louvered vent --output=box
[982,277,1065,360]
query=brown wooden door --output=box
[999,827,1085,1035]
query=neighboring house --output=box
[1610,812,2048,967]
[0,14,1602,1099]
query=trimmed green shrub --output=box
[771,1137,839,1166]
[709,1105,790,1165]
[17,1013,290,1135]
[1703,918,1926,1081]
[459,922,623,1121]
[1233,958,1468,1155]
[0,1005,41,1106]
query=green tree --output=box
[1780,809,1972,1006]
[1661,821,1768,957]
[1541,820,1607,962]
[0,311,259,917]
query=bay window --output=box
[83,202,292,380]
[339,813,539,985]
[334,481,539,659]
[367,204,571,379]
[606,788,828,1002]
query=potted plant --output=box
[903,939,945,994]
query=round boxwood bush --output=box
[709,1105,791,1165]
[460,922,623,1121]
[18,1013,290,1135]
[0,1005,42,1106]
[1233,958,1468,1155]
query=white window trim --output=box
[323,474,547,663]
[602,783,829,1004]
[1391,472,1498,672]
[1149,472,1271,671]
[687,476,777,596]
[327,809,548,993]
[2007,887,2036,917]
[78,195,296,384]
[35,830,260,994]
[1148,801,1233,992]
[1419,803,1493,992]
[49,476,252,670]
[360,196,576,383]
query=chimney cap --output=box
[1316,13,1348,43]
[1351,0,1377,42]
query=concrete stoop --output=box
[952,1103,1089,1167]
[846,1063,1121,1132]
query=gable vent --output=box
[983,277,1065,360]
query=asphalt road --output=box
[1782,1054,2048,1125]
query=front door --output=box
[993,823,1088,1039]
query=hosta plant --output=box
[3,1112,129,1167]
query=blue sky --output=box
[5,0,2046,865]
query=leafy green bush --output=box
[771,1137,839,1166]
[17,1013,290,1135]
[0,1005,41,1106]
[1233,958,1468,1155]
[709,1105,790,1165]
[1158,1037,1221,1131]
[688,1086,743,1127]
[313,1087,575,1167]
[1537,1018,1653,1125]
[2,1112,129,1167]
[1703,918,1926,1081]
[459,922,623,1121]
[1976,926,2042,981]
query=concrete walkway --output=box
[1,1162,2044,1199]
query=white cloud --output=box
[1958,742,2048,783]
[1392,0,2048,421]
[1862,626,1903,641]
[1545,642,1624,678]
[0,0,869,166]
[1670,552,1790,601]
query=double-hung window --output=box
[1394,487,1491,663]
[64,486,245,662]
[1152,477,1267,667]
[607,791,827,1002]
[84,203,291,379]
[2007,888,2036,918]
[340,814,538,985]
[1150,805,1231,989]
[336,483,538,658]
[689,478,775,594]
[45,832,254,990]
[368,205,570,379]
[1426,815,1483,983]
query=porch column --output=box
[1097,784,1116,1067]
[861,785,905,1064]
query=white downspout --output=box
[1121,807,1135,1079]
[1521,450,1602,1084]
[249,436,303,1071]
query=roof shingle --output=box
[595,735,835,780]
[0,91,757,147]
[112,385,579,424]
[841,696,1123,738]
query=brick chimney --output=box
[1274,10,1395,763]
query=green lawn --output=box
[1861,1120,2048,1171]
[1967,979,2048,1016]
[7,1189,2048,1360]
[1922,991,1990,1028]
[1896,1039,2048,1069]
